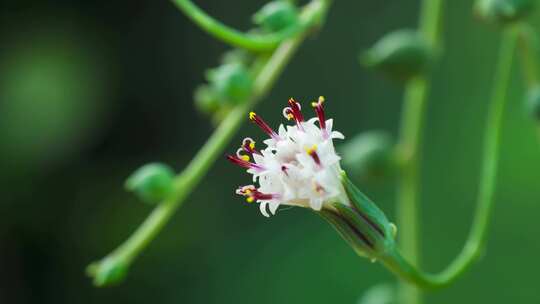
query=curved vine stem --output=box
[87,0,331,286]
[396,0,444,303]
[171,0,313,52]
[386,28,517,290]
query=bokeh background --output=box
[1,1,540,303]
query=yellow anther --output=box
[249,111,256,120]
[249,142,255,150]
[240,154,250,161]
[306,144,317,155]
[311,101,318,108]
[286,113,294,120]
[245,189,252,194]
[246,196,255,203]
[318,96,325,103]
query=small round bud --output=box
[194,85,220,114]
[86,257,129,287]
[358,283,395,304]
[525,85,540,120]
[206,62,253,104]
[125,163,175,204]
[475,0,535,24]
[252,0,299,33]
[361,29,432,81]
[339,131,395,181]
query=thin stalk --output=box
[396,77,427,303]
[516,23,539,88]
[396,0,443,303]
[516,24,540,143]
[171,0,315,52]
[386,29,517,290]
[87,0,330,286]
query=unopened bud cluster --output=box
[194,1,301,123]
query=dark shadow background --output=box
[1,1,540,303]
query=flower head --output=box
[227,96,346,217]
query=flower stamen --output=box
[236,185,279,203]
[314,182,325,194]
[227,155,264,171]
[242,137,261,155]
[249,112,280,140]
[228,97,345,216]
[306,144,321,166]
[311,96,327,136]
[287,98,305,122]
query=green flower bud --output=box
[220,49,252,65]
[320,173,396,260]
[359,284,395,304]
[525,85,540,120]
[339,131,395,181]
[125,163,175,204]
[252,0,299,33]
[475,0,535,24]
[361,29,432,81]
[86,257,129,287]
[194,85,220,114]
[206,62,253,104]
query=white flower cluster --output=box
[228,97,347,217]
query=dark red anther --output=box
[306,145,321,166]
[249,112,280,140]
[236,185,279,203]
[242,138,261,155]
[312,96,327,131]
[287,98,305,122]
[227,155,264,171]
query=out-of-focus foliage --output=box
[475,0,535,23]
[252,0,300,33]
[0,30,107,170]
[525,85,540,120]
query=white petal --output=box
[325,119,334,131]
[331,131,345,139]
[310,198,323,211]
[269,201,280,215]
[259,202,270,217]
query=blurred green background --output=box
[1,1,540,303]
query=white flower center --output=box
[229,97,347,217]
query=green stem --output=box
[396,77,427,303]
[387,29,517,290]
[396,0,443,303]
[172,0,312,52]
[516,23,539,88]
[87,0,330,286]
